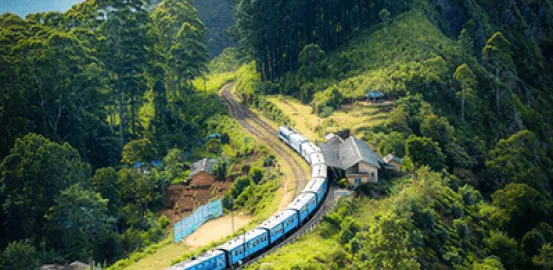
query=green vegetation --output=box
[2,0,553,267]
[251,169,553,269]
[0,0,278,268]
[232,0,553,268]
[193,0,236,58]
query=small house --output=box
[383,153,403,174]
[366,90,385,102]
[319,135,386,187]
[189,158,217,189]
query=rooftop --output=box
[189,158,217,178]
[319,136,384,170]
[383,153,403,164]
[366,90,385,99]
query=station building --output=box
[319,134,399,187]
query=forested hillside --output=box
[232,0,553,268]
[192,0,236,58]
[2,0,553,268]
[0,0,263,268]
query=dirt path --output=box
[124,215,250,270]
[182,215,251,247]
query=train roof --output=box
[168,249,224,269]
[286,193,316,211]
[278,126,297,136]
[308,151,325,165]
[217,228,267,251]
[289,133,308,142]
[302,142,318,152]
[303,177,326,193]
[311,164,327,178]
[258,210,297,230]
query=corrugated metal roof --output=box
[189,158,217,178]
[366,90,384,99]
[350,137,384,169]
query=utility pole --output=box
[230,199,235,233]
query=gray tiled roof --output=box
[189,158,217,178]
[319,143,341,168]
[319,136,383,170]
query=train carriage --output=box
[289,133,308,153]
[286,193,317,224]
[308,151,325,166]
[167,250,226,270]
[257,210,298,244]
[312,163,328,180]
[300,141,318,163]
[217,237,246,267]
[244,229,270,257]
[302,177,328,204]
[278,126,295,144]
[217,229,269,267]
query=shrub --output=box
[158,215,170,229]
[251,167,264,183]
[0,240,40,270]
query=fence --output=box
[173,199,224,242]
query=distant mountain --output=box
[0,0,84,17]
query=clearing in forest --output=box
[267,95,392,140]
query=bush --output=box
[158,215,170,229]
[319,106,335,118]
[454,220,469,239]
[251,167,264,183]
[0,240,40,270]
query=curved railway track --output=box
[220,83,341,268]
[220,83,308,199]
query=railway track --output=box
[220,83,342,268]
[220,83,308,198]
[241,184,340,268]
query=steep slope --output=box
[233,0,553,268]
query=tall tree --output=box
[98,0,153,142]
[454,64,477,123]
[0,133,90,245]
[44,184,110,260]
[482,32,515,114]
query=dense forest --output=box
[2,0,553,268]
[0,0,229,267]
[193,0,236,58]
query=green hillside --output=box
[231,0,553,268]
[1,0,553,268]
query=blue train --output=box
[169,126,329,270]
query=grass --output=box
[248,233,343,269]
[120,241,191,270]
[267,95,392,141]
[192,71,236,94]
[280,11,465,105]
